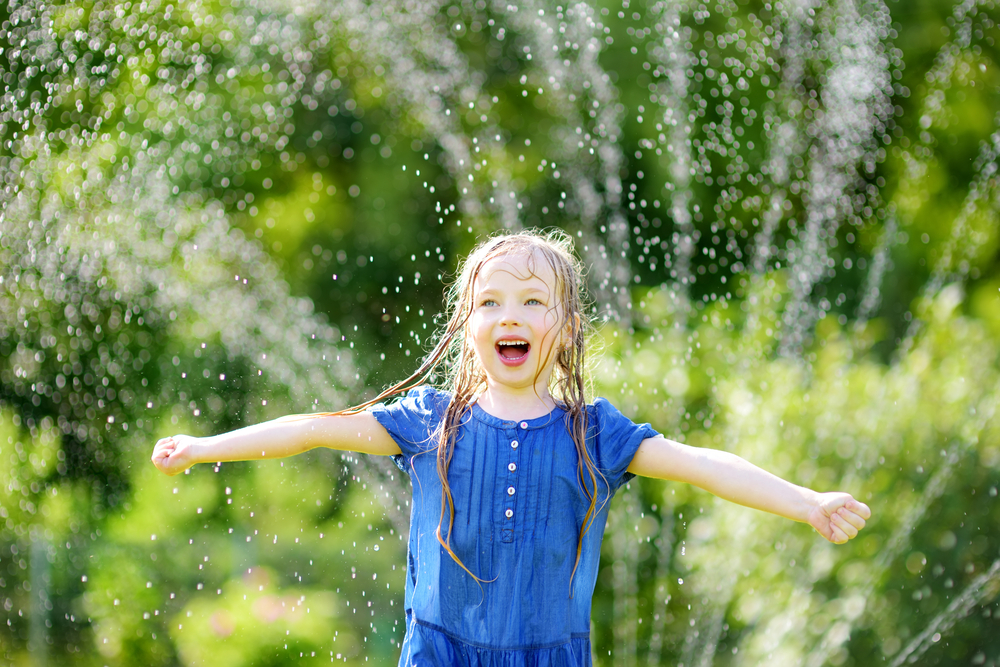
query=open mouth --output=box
[496,339,530,364]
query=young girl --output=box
[152,230,870,666]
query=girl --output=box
[152,229,870,666]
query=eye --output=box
[480,298,497,307]
[526,298,543,305]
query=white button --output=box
[508,462,517,472]
[507,486,515,496]
[520,421,528,429]
[511,440,519,449]
[505,509,513,518]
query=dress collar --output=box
[470,401,566,430]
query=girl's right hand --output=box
[151,434,201,476]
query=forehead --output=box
[474,251,558,292]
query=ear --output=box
[560,312,581,348]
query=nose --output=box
[498,304,521,326]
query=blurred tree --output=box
[1,0,998,665]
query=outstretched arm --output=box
[627,436,871,544]
[151,412,400,476]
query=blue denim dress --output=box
[369,386,658,666]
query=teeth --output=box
[497,340,528,346]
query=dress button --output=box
[508,462,516,472]
[511,440,519,449]
[505,509,513,518]
[520,421,528,429]
[507,486,515,496]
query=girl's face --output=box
[468,252,568,400]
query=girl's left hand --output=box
[808,493,871,544]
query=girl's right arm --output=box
[150,412,401,476]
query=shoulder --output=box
[402,385,451,408]
[585,397,659,448]
[367,386,452,459]
[381,385,451,413]
[586,397,631,425]
[583,397,659,489]
[366,385,452,429]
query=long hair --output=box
[318,229,605,591]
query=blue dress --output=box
[369,386,658,666]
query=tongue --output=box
[499,344,527,359]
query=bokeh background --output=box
[2,0,1000,664]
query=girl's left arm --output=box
[627,436,871,544]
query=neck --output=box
[475,386,556,421]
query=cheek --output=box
[468,325,492,355]
[542,311,563,337]
[464,337,490,369]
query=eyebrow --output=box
[477,285,550,297]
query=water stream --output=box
[2,0,999,664]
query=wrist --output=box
[797,487,821,523]
[186,436,213,466]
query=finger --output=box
[828,523,848,544]
[847,500,872,520]
[831,512,859,539]
[839,510,867,532]
[835,511,860,538]
[152,444,178,464]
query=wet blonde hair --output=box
[326,229,604,591]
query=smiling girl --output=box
[152,229,871,666]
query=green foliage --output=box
[1,0,999,665]
[170,570,351,667]
[592,279,1000,665]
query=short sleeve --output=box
[367,385,449,474]
[589,398,659,492]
